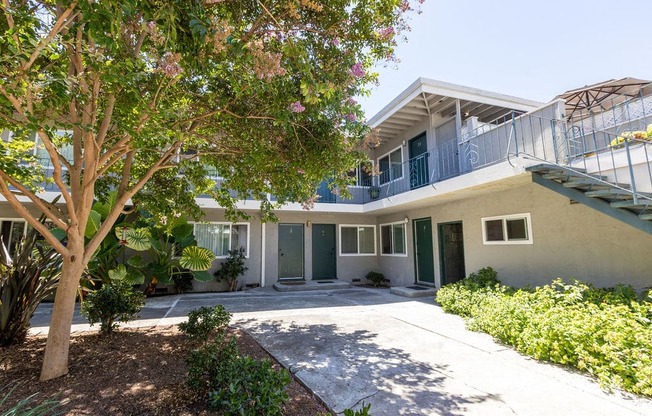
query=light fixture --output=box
[404,217,409,224]
[306,220,312,227]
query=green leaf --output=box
[171,222,193,241]
[123,228,152,251]
[84,210,102,238]
[50,227,66,241]
[179,246,215,271]
[93,191,118,220]
[191,270,212,282]
[125,268,145,285]
[126,255,145,269]
[108,264,128,281]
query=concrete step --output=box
[611,200,652,209]
[390,285,438,298]
[563,179,630,189]
[273,279,351,292]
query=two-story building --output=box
[3,77,652,291]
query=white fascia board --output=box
[367,78,426,127]
[196,197,365,214]
[418,78,543,112]
[368,77,544,128]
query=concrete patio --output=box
[31,287,652,415]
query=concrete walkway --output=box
[31,287,652,416]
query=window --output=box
[378,147,403,185]
[481,214,532,245]
[339,225,376,255]
[0,219,27,257]
[380,222,407,256]
[348,161,373,187]
[193,222,249,257]
[34,131,74,163]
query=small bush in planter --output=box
[365,271,386,287]
[81,278,146,335]
[214,247,248,292]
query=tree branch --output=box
[21,2,79,73]
[0,177,69,255]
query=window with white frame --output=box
[340,225,376,255]
[481,214,532,245]
[193,222,249,257]
[348,161,373,187]
[0,219,27,257]
[380,222,407,256]
[33,130,74,163]
[378,147,402,185]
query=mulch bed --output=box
[0,327,330,415]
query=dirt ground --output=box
[0,326,330,415]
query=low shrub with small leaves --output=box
[186,335,240,392]
[208,355,290,415]
[365,271,386,287]
[80,279,145,335]
[178,305,231,342]
[343,402,372,416]
[436,272,652,396]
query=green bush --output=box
[80,279,145,334]
[186,335,240,392]
[436,273,652,396]
[208,355,290,415]
[343,402,372,416]
[214,247,248,292]
[186,335,290,415]
[365,271,386,287]
[178,305,231,342]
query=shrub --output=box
[208,355,290,415]
[186,336,291,415]
[343,402,372,416]
[178,305,231,342]
[436,272,652,397]
[365,271,386,287]
[0,384,62,416]
[80,279,145,334]
[186,335,240,392]
[214,247,248,292]
[0,216,62,347]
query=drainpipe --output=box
[261,221,266,287]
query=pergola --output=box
[555,77,652,121]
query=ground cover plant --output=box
[436,268,652,396]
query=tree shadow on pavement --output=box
[236,318,507,416]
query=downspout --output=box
[260,221,266,287]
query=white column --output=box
[260,222,266,287]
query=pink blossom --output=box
[345,113,357,122]
[331,37,340,46]
[350,62,365,78]
[290,101,305,113]
[378,27,394,39]
[157,52,184,78]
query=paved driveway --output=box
[31,287,652,415]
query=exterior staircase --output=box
[527,164,652,235]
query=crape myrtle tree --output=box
[0,0,423,380]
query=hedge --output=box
[436,268,652,396]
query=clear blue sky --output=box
[359,0,652,117]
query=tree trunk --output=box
[39,237,85,381]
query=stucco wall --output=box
[379,182,652,290]
[268,212,378,283]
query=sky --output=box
[359,0,652,117]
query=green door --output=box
[413,218,435,284]
[312,224,336,279]
[438,222,466,285]
[278,224,304,279]
[409,133,429,189]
